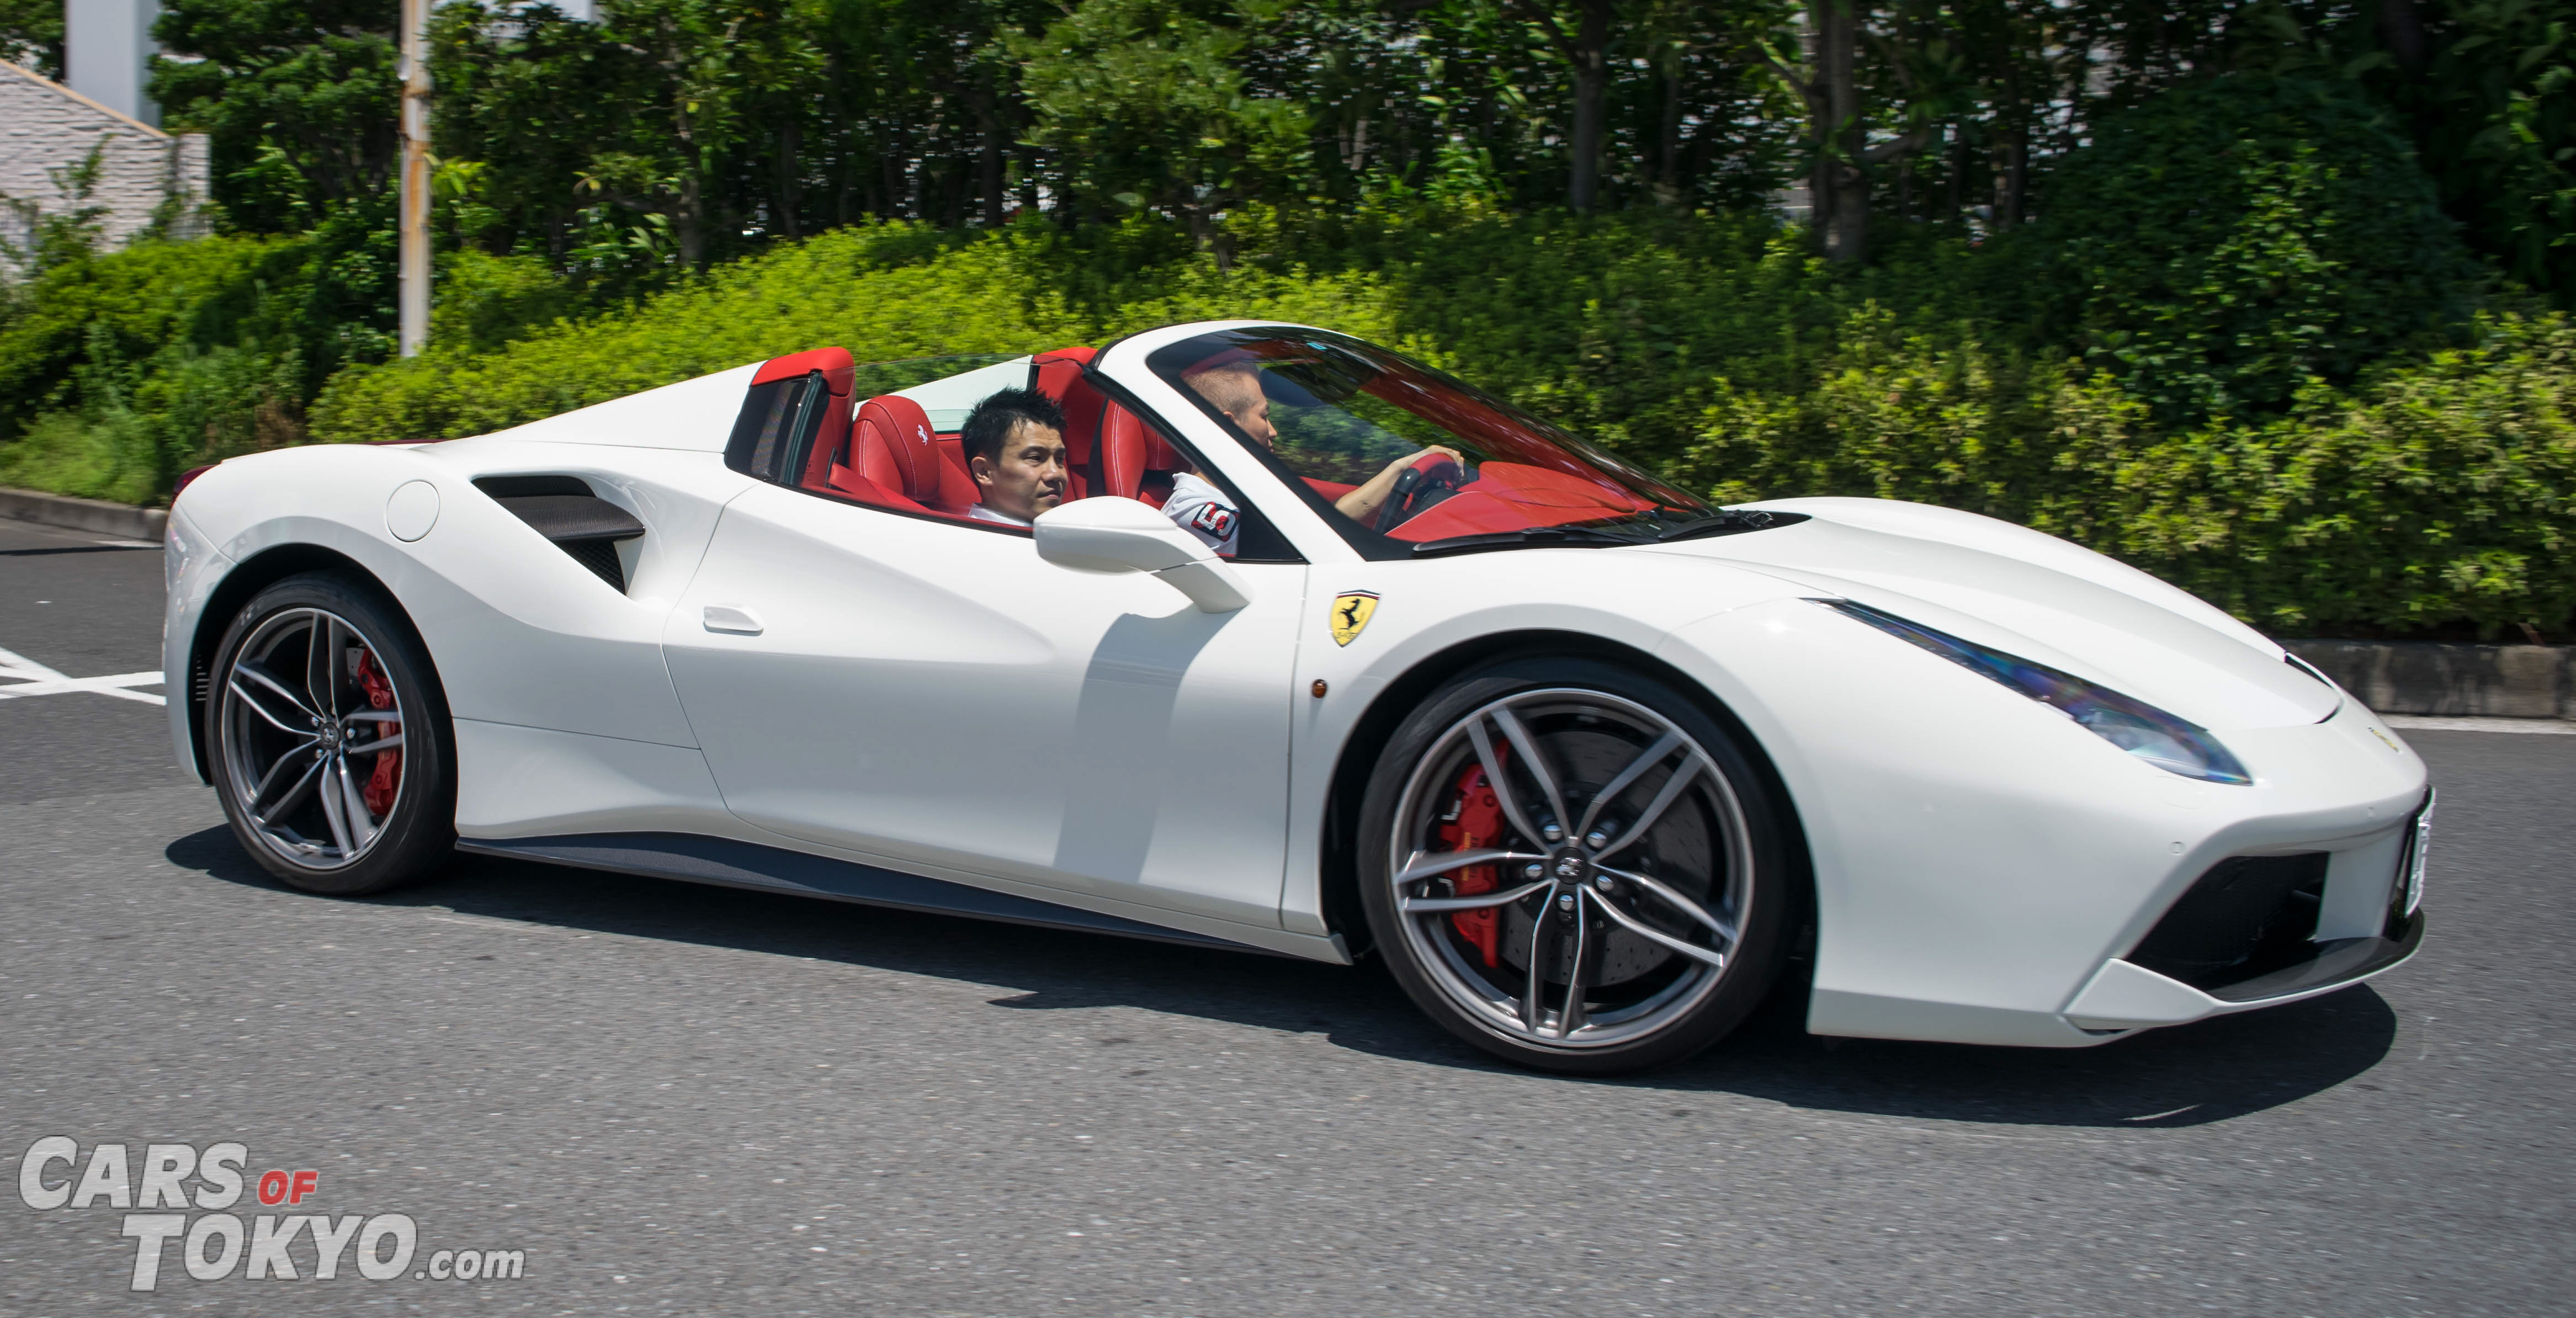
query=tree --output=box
[150,0,402,231]
[1766,0,1929,262]
[1509,0,1617,211]
[1013,0,1310,259]
[0,0,64,79]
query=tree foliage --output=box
[2028,75,2483,423]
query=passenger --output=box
[960,387,1069,527]
[1178,359,1460,543]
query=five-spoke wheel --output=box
[208,573,454,895]
[1358,657,1791,1073]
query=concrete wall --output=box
[0,57,208,270]
[2286,640,2575,720]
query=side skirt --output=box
[454,831,1282,956]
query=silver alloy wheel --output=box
[1386,688,1755,1050]
[217,607,410,871]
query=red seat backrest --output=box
[1033,348,1101,501]
[847,395,974,512]
[1099,403,1187,503]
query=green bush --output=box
[0,234,318,501]
[1677,309,2576,637]
[2026,75,2484,425]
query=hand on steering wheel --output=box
[1373,449,1474,533]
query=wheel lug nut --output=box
[1540,821,1563,843]
[1584,828,1610,849]
[1594,874,1613,892]
[1557,893,1575,911]
[1522,863,1545,880]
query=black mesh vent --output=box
[556,536,626,592]
[2129,854,2328,991]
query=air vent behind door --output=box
[473,476,646,592]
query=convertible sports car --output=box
[161,321,2430,1073]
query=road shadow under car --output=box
[167,824,2396,1131]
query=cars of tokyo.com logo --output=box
[17,1137,525,1291]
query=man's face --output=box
[972,419,1068,522]
[1192,368,1276,448]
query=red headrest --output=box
[853,395,947,503]
[1099,404,1186,499]
[755,346,855,391]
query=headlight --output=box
[1818,599,2252,785]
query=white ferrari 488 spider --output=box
[162,321,2429,1073]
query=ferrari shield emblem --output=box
[1329,591,1380,646]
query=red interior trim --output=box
[752,347,855,386]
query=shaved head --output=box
[1186,363,1274,447]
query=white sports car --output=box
[162,321,2430,1073]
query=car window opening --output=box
[732,345,1291,562]
[1147,327,1775,557]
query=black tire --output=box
[1356,656,1794,1074]
[204,572,455,895]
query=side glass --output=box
[724,375,818,483]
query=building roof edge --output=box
[0,57,174,141]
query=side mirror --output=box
[1034,497,1250,613]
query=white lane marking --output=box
[0,645,167,705]
[0,645,67,679]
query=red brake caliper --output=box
[1435,757,1509,968]
[353,651,401,816]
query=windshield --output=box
[1145,327,1722,554]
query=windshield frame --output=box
[1143,326,1719,560]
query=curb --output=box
[0,486,167,541]
[2286,639,2574,721]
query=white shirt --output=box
[1162,471,1240,556]
[966,504,1030,528]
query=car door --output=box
[662,480,1307,931]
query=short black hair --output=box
[960,387,1066,467]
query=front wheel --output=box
[205,572,455,895]
[1357,657,1794,1074]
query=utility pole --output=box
[397,0,431,357]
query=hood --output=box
[1649,497,2336,731]
[480,362,761,451]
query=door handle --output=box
[702,604,764,635]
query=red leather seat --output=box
[824,395,976,514]
[1033,347,1102,501]
[1099,403,1186,506]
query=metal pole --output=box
[397,0,432,357]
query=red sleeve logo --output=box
[1191,504,1236,538]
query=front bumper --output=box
[1655,598,2432,1049]
[2065,908,2423,1033]
[2063,791,2431,1032]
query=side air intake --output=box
[473,475,645,592]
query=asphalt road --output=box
[2,512,2569,1316]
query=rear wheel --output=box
[1357,657,1793,1074]
[206,573,454,895]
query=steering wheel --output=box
[1373,453,1474,533]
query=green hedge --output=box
[1680,307,2576,637]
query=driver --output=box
[1178,360,1460,543]
[961,387,1069,527]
